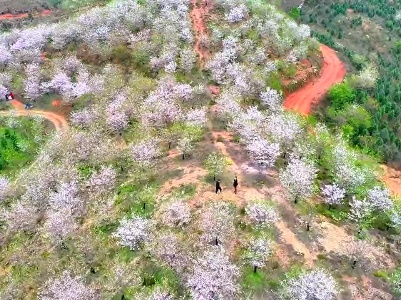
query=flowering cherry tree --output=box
[130,139,161,169]
[43,208,77,242]
[113,216,153,250]
[151,232,189,273]
[279,158,317,203]
[200,202,235,246]
[1,200,39,233]
[244,237,274,273]
[186,247,240,300]
[204,152,227,181]
[321,183,346,208]
[88,166,116,194]
[177,136,194,160]
[39,271,96,300]
[160,200,191,227]
[245,201,279,228]
[260,87,282,112]
[283,268,338,300]
[0,176,11,201]
[246,137,281,168]
[225,4,248,23]
[366,186,393,212]
[24,63,42,101]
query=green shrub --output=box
[327,82,356,110]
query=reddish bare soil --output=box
[0,9,52,20]
[283,44,346,115]
[190,0,212,68]
[1,99,68,132]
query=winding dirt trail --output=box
[0,10,52,20]
[1,100,68,132]
[190,0,212,67]
[283,44,346,115]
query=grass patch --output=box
[316,204,349,223]
[242,267,268,292]
[173,183,197,199]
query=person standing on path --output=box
[233,176,238,194]
[215,179,222,194]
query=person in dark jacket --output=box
[233,176,238,194]
[215,179,222,194]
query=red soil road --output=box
[1,99,68,132]
[283,44,346,115]
[0,10,52,20]
[190,0,212,68]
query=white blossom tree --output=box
[39,271,97,300]
[186,247,240,300]
[160,200,191,227]
[151,232,189,274]
[177,136,194,160]
[113,216,152,250]
[279,158,317,203]
[244,237,274,273]
[260,87,282,112]
[204,152,227,181]
[282,269,339,300]
[246,137,281,169]
[0,176,11,201]
[366,186,393,212]
[245,201,279,228]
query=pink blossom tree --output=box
[200,202,235,246]
[321,183,346,208]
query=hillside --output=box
[0,0,401,300]
[296,0,401,165]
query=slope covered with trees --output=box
[1,0,401,299]
[298,0,401,164]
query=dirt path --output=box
[190,0,212,68]
[1,100,68,132]
[0,10,52,20]
[283,44,346,115]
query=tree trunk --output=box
[329,204,332,210]
[182,154,185,160]
[253,265,258,273]
[215,237,218,246]
[143,202,146,210]
[121,295,125,300]
[168,141,171,149]
[213,175,216,181]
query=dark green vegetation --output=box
[298,0,401,163]
[0,117,47,176]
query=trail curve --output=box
[283,44,346,115]
[0,10,52,20]
[0,100,68,132]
